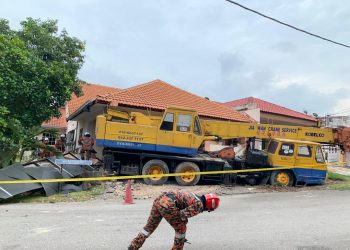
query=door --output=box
[273,142,296,167]
[294,144,313,180]
[173,113,195,155]
[156,112,174,153]
[191,116,204,150]
[313,146,327,182]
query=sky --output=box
[1,0,350,117]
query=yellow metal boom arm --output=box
[203,120,350,150]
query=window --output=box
[298,145,312,157]
[42,132,56,145]
[316,146,325,163]
[176,114,192,132]
[278,143,294,156]
[160,113,174,131]
[267,140,279,154]
[194,116,202,135]
[79,128,83,140]
[67,130,75,143]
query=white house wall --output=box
[243,108,260,123]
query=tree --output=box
[0,18,85,167]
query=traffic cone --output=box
[123,179,134,204]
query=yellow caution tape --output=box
[1,161,346,185]
[0,166,296,184]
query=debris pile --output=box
[100,180,328,201]
[0,157,85,200]
[104,180,241,200]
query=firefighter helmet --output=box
[204,193,219,211]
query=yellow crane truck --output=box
[96,107,350,186]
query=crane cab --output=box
[266,139,327,186]
[96,107,206,156]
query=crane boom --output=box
[203,120,350,150]
[98,107,350,153]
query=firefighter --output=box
[78,132,95,160]
[39,137,54,158]
[55,134,66,153]
[128,191,220,250]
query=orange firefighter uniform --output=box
[128,191,219,250]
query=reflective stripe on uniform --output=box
[175,232,186,239]
[141,229,150,237]
[193,193,201,202]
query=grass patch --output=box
[328,183,350,190]
[327,172,350,182]
[327,172,350,190]
[0,185,105,204]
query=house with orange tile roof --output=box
[224,97,318,127]
[41,83,121,146]
[222,97,318,150]
[67,79,251,157]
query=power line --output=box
[224,0,350,49]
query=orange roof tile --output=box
[68,83,121,115]
[224,97,317,122]
[42,108,67,128]
[97,79,250,122]
[44,83,121,128]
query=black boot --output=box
[171,237,187,250]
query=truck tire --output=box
[269,170,294,187]
[142,159,169,185]
[175,162,200,186]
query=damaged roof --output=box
[43,83,122,129]
[0,158,84,200]
[95,79,251,122]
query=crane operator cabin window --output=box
[316,146,325,163]
[279,143,294,156]
[160,113,174,131]
[298,145,312,157]
[267,140,279,154]
[177,114,192,132]
[194,116,202,135]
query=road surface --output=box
[1,190,350,249]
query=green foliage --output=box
[328,183,350,190]
[327,172,350,190]
[0,106,23,166]
[327,172,350,182]
[0,18,85,167]
[0,19,12,35]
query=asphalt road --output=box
[1,190,350,250]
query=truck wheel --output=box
[142,159,169,185]
[269,170,294,186]
[175,162,200,186]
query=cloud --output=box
[259,84,349,116]
[270,41,297,53]
[1,0,349,116]
[217,52,274,99]
[331,98,350,116]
